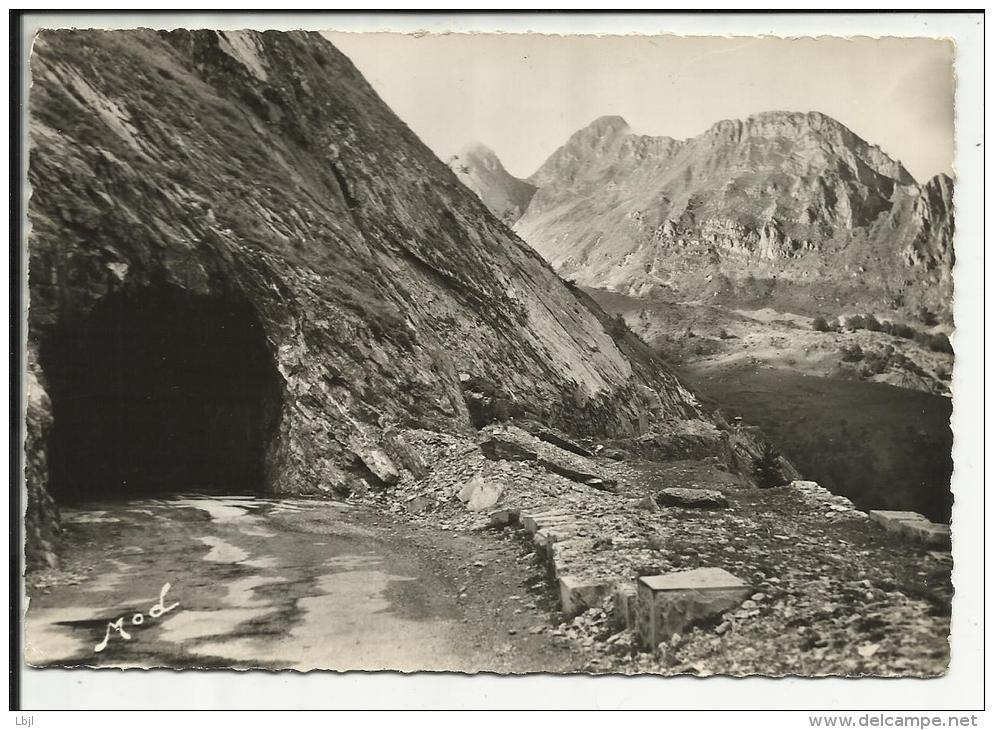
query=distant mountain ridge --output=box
[454,111,955,321]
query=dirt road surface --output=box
[24,495,583,673]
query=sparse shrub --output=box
[895,323,917,340]
[812,315,831,333]
[932,333,954,354]
[901,358,928,378]
[883,321,916,340]
[917,332,953,354]
[863,314,882,332]
[917,306,939,327]
[719,328,735,340]
[753,443,783,489]
[712,409,731,430]
[845,314,866,331]
[608,314,629,337]
[861,350,889,375]
[841,343,864,362]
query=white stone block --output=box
[612,582,638,630]
[868,510,929,534]
[559,575,611,617]
[636,567,750,650]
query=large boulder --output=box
[656,487,729,509]
[480,432,539,462]
[356,448,400,486]
[537,457,617,492]
[517,421,593,457]
[480,424,617,491]
[614,419,732,463]
[456,477,504,512]
[599,447,628,461]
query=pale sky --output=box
[324,33,954,184]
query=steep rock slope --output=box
[873,172,955,273]
[25,30,705,566]
[447,143,537,225]
[464,112,954,320]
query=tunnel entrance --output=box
[41,286,283,503]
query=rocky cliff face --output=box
[25,30,708,567]
[875,172,955,275]
[460,112,955,321]
[447,143,536,226]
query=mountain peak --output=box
[701,110,914,184]
[448,142,536,224]
[749,109,835,125]
[527,116,635,186]
[450,141,504,170]
[703,110,849,138]
[928,171,954,190]
[586,115,631,132]
[455,141,498,160]
[571,115,632,142]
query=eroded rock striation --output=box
[25,30,709,567]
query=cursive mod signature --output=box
[94,582,180,652]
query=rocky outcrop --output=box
[447,143,536,226]
[881,173,955,275]
[480,430,539,462]
[606,418,799,487]
[24,30,707,566]
[458,111,955,322]
[609,418,734,464]
[655,487,729,509]
[523,423,594,458]
[24,350,60,570]
[480,424,618,491]
[528,115,682,190]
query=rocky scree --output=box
[354,425,951,676]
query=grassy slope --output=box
[681,365,953,523]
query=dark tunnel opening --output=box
[40,286,284,503]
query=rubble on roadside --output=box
[349,424,952,676]
[480,424,619,491]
